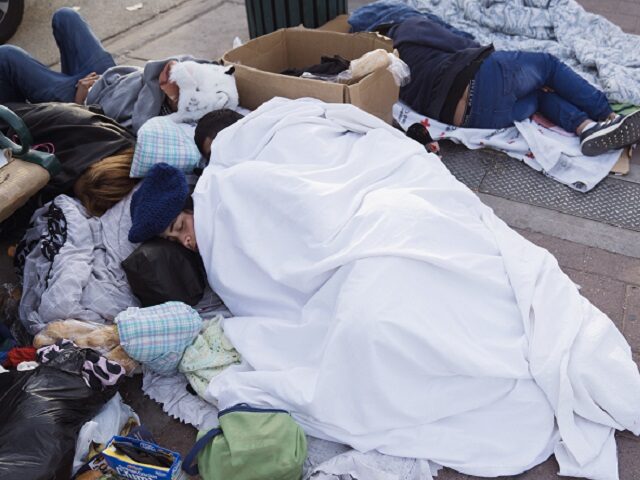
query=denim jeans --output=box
[0,8,115,103]
[463,51,613,133]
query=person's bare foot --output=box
[74,72,100,104]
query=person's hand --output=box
[159,60,180,111]
[75,72,100,104]
[427,141,441,156]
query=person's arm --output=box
[391,16,481,53]
[158,60,179,111]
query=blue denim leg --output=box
[528,52,612,122]
[0,8,115,103]
[463,53,519,129]
[52,7,115,76]
[538,92,589,133]
[464,51,612,131]
[0,45,77,102]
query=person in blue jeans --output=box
[0,8,206,133]
[369,13,640,157]
[0,8,115,104]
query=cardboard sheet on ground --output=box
[192,97,640,480]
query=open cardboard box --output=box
[222,26,399,123]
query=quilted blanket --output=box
[409,0,640,104]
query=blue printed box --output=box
[102,436,184,480]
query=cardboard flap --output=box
[0,158,49,223]
[224,29,288,72]
[317,14,351,33]
[347,68,398,124]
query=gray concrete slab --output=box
[128,0,249,63]
[479,193,640,258]
[8,0,191,67]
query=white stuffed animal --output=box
[167,61,239,123]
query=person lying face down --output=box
[194,109,245,160]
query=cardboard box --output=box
[102,436,184,480]
[222,27,399,123]
[317,14,351,33]
[0,154,50,223]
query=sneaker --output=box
[580,110,640,156]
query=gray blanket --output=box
[20,193,139,334]
[410,0,640,104]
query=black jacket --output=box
[388,17,494,120]
[1,102,135,202]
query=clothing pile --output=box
[0,341,122,480]
[282,49,410,87]
[16,193,139,335]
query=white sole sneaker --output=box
[580,110,640,156]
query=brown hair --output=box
[74,148,138,216]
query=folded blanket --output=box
[393,101,620,191]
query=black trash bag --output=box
[0,358,117,479]
[122,237,210,307]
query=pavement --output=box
[2,0,640,479]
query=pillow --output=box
[130,117,200,178]
[121,238,209,307]
[167,61,239,124]
[116,301,202,375]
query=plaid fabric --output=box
[116,301,202,375]
[130,117,201,178]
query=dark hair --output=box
[194,109,244,156]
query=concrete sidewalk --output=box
[1,1,640,479]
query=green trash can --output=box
[245,0,348,38]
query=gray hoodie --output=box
[85,55,207,134]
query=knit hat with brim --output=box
[129,162,188,243]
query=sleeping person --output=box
[0,102,138,239]
[0,8,237,133]
[359,13,640,156]
[128,97,640,480]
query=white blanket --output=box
[394,102,621,192]
[194,98,640,479]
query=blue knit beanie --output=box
[129,163,189,243]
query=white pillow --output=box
[167,61,239,124]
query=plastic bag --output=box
[386,54,411,87]
[72,392,140,474]
[122,238,211,307]
[336,50,411,87]
[0,365,116,480]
